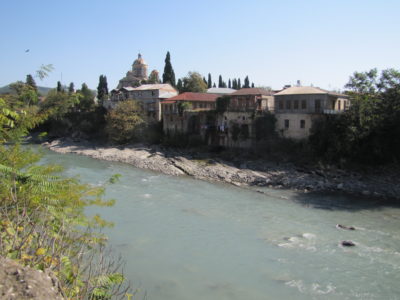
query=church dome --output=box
[133,53,147,66]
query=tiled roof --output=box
[230,88,274,96]
[166,92,220,102]
[275,86,347,97]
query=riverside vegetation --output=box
[0,70,130,299]
[35,68,400,200]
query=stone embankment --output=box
[43,139,400,200]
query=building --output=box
[117,53,149,88]
[216,88,275,148]
[274,86,349,139]
[108,84,178,121]
[161,92,219,136]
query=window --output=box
[284,119,289,129]
[294,100,299,109]
[279,100,284,110]
[300,120,305,129]
[242,116,245,121]
[338,100,341,111]
[286,100,291,109]
[301,100,307,109]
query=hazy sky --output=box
[1,0,399,91]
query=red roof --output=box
[165,92,220,102]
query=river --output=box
[41,148,400,300]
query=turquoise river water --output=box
[41,148,400,300]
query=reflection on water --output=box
[41,148,400,300]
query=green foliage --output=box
[232,78,238,90]
[181,72,207,93]
[68,82,74,94]
[77,83,95,112]
[0,90,129,298]
[105,100,144,144]
[254,113,277,141]
[217,75,227,88]
[26,74,37,92]
[35,64,54,80]
[177,101,192,116]
[57,81,64,93]
[97,75,109,104]
[207,73,212,89]
[176,78,183,93]
[243,76,250,88]
[162,51,176,87]
[310,68,400,164]
[216,96,230,114]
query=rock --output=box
[341,240,356,247]
[337,183,344,190]
[336,224,355,230]
[0,257,65,299]
[362,190,371,196]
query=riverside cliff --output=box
[43,139,400,200]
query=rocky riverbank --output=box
[43,139,400,200]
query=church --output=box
[117,53,157,88]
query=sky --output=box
[1,0,399,91]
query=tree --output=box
[181,72,207,93]
[310,68,400,164]
[25,74,37,92]
[148,70,160,84]
[77,83,95,111]
[251,82,255,88]
[232,78,238,90]
[105,100,144,144]
[207,73,212,88]
[218,75,223,88]
[238,78,241,89]
[203,76,207,85]
[213,82,216,88]
[97,75,109,103]
[176,78,183,93]
[244,76,250,88]
[228,79,231,89]
[216,95,230,114]
[68,82,74,94]
[57,81,63,93]
[162,51,176,87]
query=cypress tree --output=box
[57,81,64,93]
[238,78,241,89]
[244,76,250,88]
[232,79,237,89]
[213,82,216,88]
[162,51,176,87]
[97,75,109,102]
[203,77,207,86]
[207,73,212,88]
[177,78,183,93]
[25,74,37,92]
[251,82,255,88]
[68,82,74,94]
[228,79,231,89]
[218,75,223,88]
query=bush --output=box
[105,100,145,144]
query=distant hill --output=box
[0,84,52,96]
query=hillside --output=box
[0,84,52,96]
